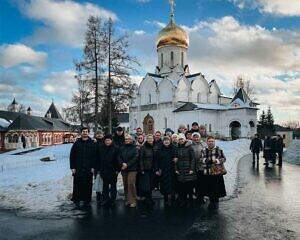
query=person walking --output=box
[155,136,176,206]
[175,133,196,207]
[70,127,95,207]
[190,132,207,204]
[120,134,139,208]
[249,134,263,166]
[275,135,284,167]
[201,136,227,209]
[97,134,120,207]
[263,136,275,167]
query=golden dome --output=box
[156,21,189,49]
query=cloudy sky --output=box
[0,0,299,123]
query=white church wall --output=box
[157,46,187,69]
[158,79,173,103]
[209,84,220,104]
[176,78,189,102]
[191,77,209,103]
[139,77,157,105]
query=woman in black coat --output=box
[155,136,176,206]
[138,134,155,205]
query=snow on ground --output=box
[0,140,251,216]
[284,140,300,165]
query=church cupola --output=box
[10,98,19,112]
[156,0,189,73]
[27,106,32,116]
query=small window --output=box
[181,52,184,67]
[209,124,212,132]
[161,53,163,68]
[164,117,168,129]
[171,51,174,66]
[148,94,151,103]
[197,93,201,103]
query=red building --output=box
[0,99,77,152]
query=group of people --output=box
[250,134,284,167]
[69,122,227,210]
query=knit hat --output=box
[104,134,113,140]
[178,133,186,140]
[192,132,201,138]
[178,124,187,129]
[192,122,198,126]
[165,128,174,134]
[116,126,123,132]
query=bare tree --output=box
[233,75,255,101]
[283,120,300,129]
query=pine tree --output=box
[258,110,266,125]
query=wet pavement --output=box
[0,154,299,240]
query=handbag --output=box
[210,163,227,176]
[93,173,103,192]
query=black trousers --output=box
[277,151,283,166]
[102,177,117,203]
[252,152,259,162]
[72,175,93,203]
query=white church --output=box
[129,2,258,139]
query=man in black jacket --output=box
[70,127,95,207]
[250,134,263,166]
[113,126,125,148]
[97,134,121,207]
[275,135,284,166]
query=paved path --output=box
[0,154,299,240]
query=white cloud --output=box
[18,0,117,46]
[144,20,166,28]
[230,0,300,16]
[134,30,146,35]
[43,70,77,101]
[0,44,47,68]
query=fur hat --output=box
[178,133,186,140]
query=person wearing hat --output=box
[155,136,176,206]
[175,133,196,207]
[94,130,104,202]
[199,125,208,140]
[190,132,207,204]
[165,128,174,138]
[113,126,125,148]
[171,133,179,147]
[178,124,187,134]
[190,122,199,134]
[96,134,121,207]
[70,127,96,207]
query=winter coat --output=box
[139,142,154,172]
[70,137,96,177]
[190,141,207,171]
[201,146,226,175]
[275,137,284,152]
[250,137,263,153]
[175,143,196,182]
[97,144,120,181]
[201,146,227,198]
[119,143,139,172]
[156,144,176,195]
[153,139,163,153]
[113,133,125,148]
[263,137,276,161]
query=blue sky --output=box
[0,0,300,123]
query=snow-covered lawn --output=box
[284,140,300,165]
[0,140,251,216]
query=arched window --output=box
[171,51,174,66]
[197,93,201,103]
[161,53,163,68]
[181,52,184,67]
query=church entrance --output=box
[143,114,154,135]
[229,121,241,140]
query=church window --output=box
[181,52,184,67]
[161,53,163,68]
[164,117,168,129]
[171,51,174,66]
[148,94,152,103]
[197,93,201,103]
